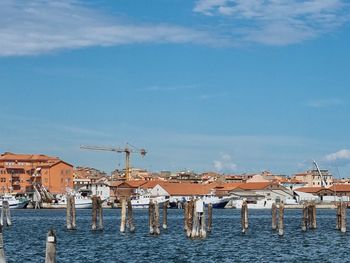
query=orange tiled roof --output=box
[125,180,148,188]
[329,184,350,192]
[0,152,58,161]
[158,182,213,196]
[294,187,325,193]
[236,182,273,190]
[215,183,243,191]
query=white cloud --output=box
[213,153,237,172]
[324,149,350,166]
[0,0,225,56]
[307,98,343,108]
[194,0,350,45]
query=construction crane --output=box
[313,160,326,187]
[80,143,147,181]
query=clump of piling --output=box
[66,195,76,230]
[92,196,104,231]
[45,229,56,263]
[148,200,160,235]
[241,200,248,234]
[184,199,207,238]
[1,201,11,227]
[336,202,347,233]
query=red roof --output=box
[294,187,325,193]
[236,182,274,190]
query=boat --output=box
[130,194,169,208]
[0,194,30,209]
[169,195,232,209]
[41,194,93,209]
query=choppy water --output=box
[2,209,349,262]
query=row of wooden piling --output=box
[183,200,212,238]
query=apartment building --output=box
[0,152,73,194]
[293,169,334,188]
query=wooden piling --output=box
[200,208,207,238]
[241,200,248,234]
[91,196,98,230]
[311,203,317,229]
[207,203,212,233]
[341,202,347,233]
[271,203,277,230]
[307,203,313,228]
[191,200,200,238]
[127,198,135,233]
[66,195,72,230]
[162,201,168,230]
[45,229,56,263]
[149,200,154,235]
[71,196,76,229]
[1,201,11,227]
[302,203,308,231]
[120,197,127,233]
[184,201,188,231]
[186,200,194,237]
[278,202,284,236]
[336,202,341,230]
[0,225,6,263]
[153,201,160,235]
[97,197,104,230]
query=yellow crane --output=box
[80,143,146,181]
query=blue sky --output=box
[1,0,350,176]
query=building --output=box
[293,169,334,187]
[0,152,73,194]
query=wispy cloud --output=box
[194,0,350,45]
[323,149,350,166]
[0,0,226,56]
[213,153,237,172]
[307,98,343,108]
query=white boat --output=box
[131,194,168,209]
[41,194,93,209]
[169,195,232,208]
[232,197,275,209]
[0,194,30,209]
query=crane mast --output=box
[80,144,146,181]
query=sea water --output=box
[3,209,349,262]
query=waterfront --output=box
[3,209,350,262]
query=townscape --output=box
[1,151,349,210]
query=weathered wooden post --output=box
[45,229,56,263]
[191,200,199,238]
[153,201,160,235]
[120,197,127,233]
[271,203,277,230]
[149,200,154,235]
[0,225,6,263]
[200,206,207,238]
[1,201,11,227]
[92,196,98,230]
[66,195,72,230]
[336,202,341,230]
[307,203,313,228]
[184,201,189,231]
[341,202,347,233]
[302,203,308,231]
[162,201,168,230]
[71,196,76,229]
[311,202,317,229]
[207,203,212,233]
[278,202,284,236]
[97,197,104,230]
[186,200,194,237]
[241,200,248,234]
[127,198,135,232]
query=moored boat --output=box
[0,194,30,209]
[131,194,168,208]
[41,194,93,209]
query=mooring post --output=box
[207,203,212,233]
[271,203,277,230]
[97,197,104,230]
[153,201,160,235]
[149,200,154,235]
[302,203,308,231]
[241,200,248,234]
[341,202,347,233]
[191,200,199,238]
[120,197,127,233]
[127,197,135,233]
[336,202,341,230]
[307,203,313,229]
[0,225,6,263]
[1,201,11,227]
[200,205,207,238]
[162,201,168,230]
[71,196,76,230]
[278,202,284,236]
[66,195,72,230]
[184,201,189,231]
[186,200,194,237]
[45,229,56,263]
[311,202,317,229]
[92,196,98,230]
